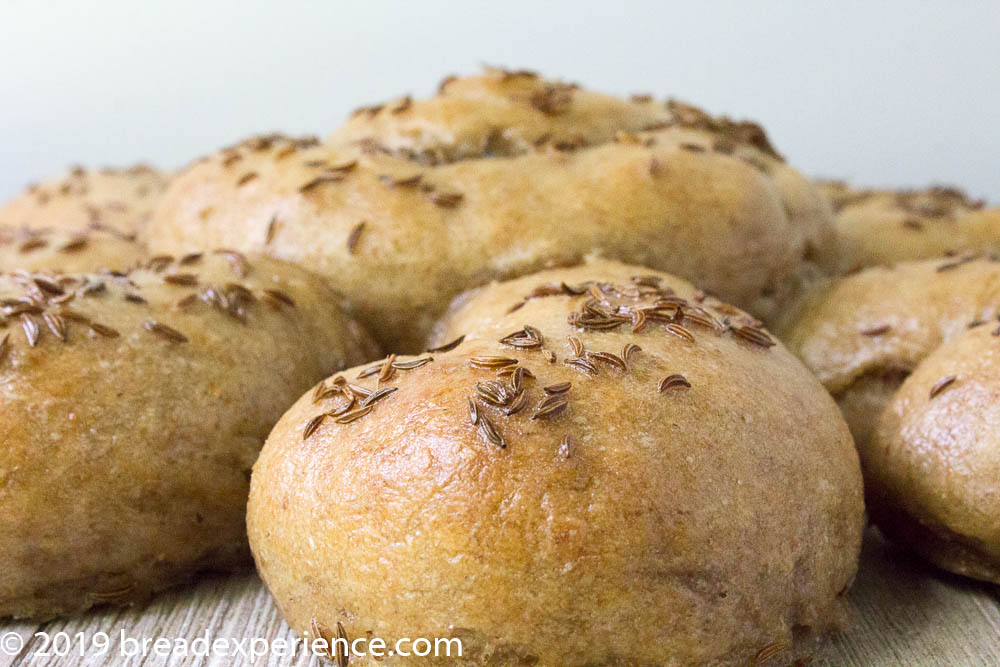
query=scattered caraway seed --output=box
[861,324,891,336]
[309,619,330,658]
[532,394,568,420]
[589,351,626,371]
[89,322,120,338]
[544,382,571,395]
[731,325,775,348]
[469,356,518,369]
[303,413,327,440]
[335,404,374,424]
[568,336,583,356]
[346,222,366,254]
[42,313,67,341]
[0,333,9,364]
[497,364,533,381]
[164,273,198,286]
[360,386,397,408]
[505,391,528,416]
[300,174,344,192]
[346,383,373,400]
[476,380,511,407]
[665,323,695,343]
[392,357,433,370]
[261,289,295,308]
[622,344,641,365]
[929,375,957,399]
[143,320,188,343]
[500,325,543,348]
[379,173,423,188]
[20,314,39,346]
[557,434,572,458]
[356,364,381,379]
[478,416,505,448]
[564,356,598,375]
[265,216,279,244]
[427,335,464,353]
[335,623,349,667]
[377,353,396,383]
[753,642,790,666]
[469,398,480,425]
[658,374,692,393]
[429,191,463,208]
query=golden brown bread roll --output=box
[148,70,833,352]
[776,257,1000,449]
[248,259,863,665]
[869,324,1000,584]
[0,226,146,273]
[0,252,377,619]
[0,165,169,240]
[817,181,999,274]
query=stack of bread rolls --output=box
[1,67,994,664]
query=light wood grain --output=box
[1,529,997,666]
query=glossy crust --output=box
[777,258,1000,448]
[869,325,1000,584]
[148,70,832,351]
[0,253,377,619]
[248,259,863,665]
[0,226,146,273]
[0,165,169,240]
[817,182,999,274]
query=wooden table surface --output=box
[1,528,997,666]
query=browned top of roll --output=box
[148,70,832,352]
[0,165,170,240]
[817,181,999,273]
[248,258,861,665]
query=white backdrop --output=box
[1,0,998,202]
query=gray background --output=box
[2,0,997,202]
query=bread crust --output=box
[777,258,1000,447]
[869,325,1000,584]
[0,165,169,241]
[0,253,377,618]
[248,259,863,665]
[148,71,832,352]
[0,226,146,273]
[817,182,1000,274]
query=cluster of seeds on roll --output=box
[507,275,774,350]
[340,68,782,172]
[22,164,162,206]
[212,133,471,255]
[303,354,433,440]
[308,618,349,667]
[0,273,125,358]
[298,274,775,450]
[0,251,298,365]
[0,227,137,255]
[465,352,573,449]
[826,182,987,231]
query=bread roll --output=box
[248,259,863,665]
[869,324,1000,583]
[0,226,146,273]
[0,165,169,240]
[0,252,376,619]
[148,70,833,352]
[776,257,1000,448]
[817,182,999,274]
